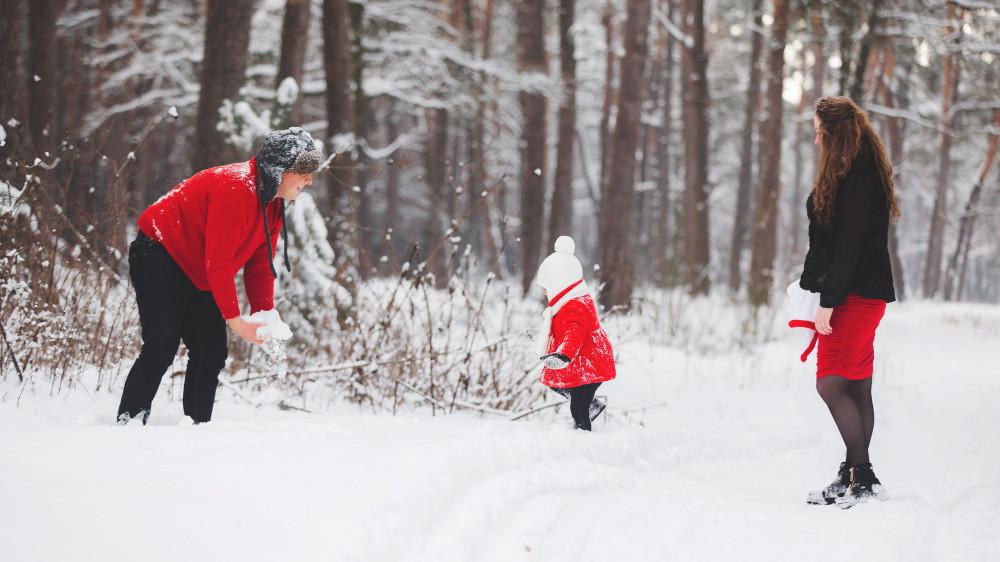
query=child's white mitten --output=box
[540,352,571,369]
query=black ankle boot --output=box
[589,399,606,422]
[807,462,852,505]
[116,409,150,426]
[836,463,889,508]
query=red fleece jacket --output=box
[137,158,281,319]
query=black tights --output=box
[816,375,874,465]
[550,383,601,431]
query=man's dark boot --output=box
[117,409,150,426]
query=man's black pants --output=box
[118,233,228,423]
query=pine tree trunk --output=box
[789,88,809,264]
[748,0,789,307]
[598,0,651,309]
[810,14,824,178]
[848,0,882,102]
[923,2,963,298]
[323,0,358,285]
[728,0,763,292]
[877,49,906,301]
[599,5,615,193]
[384,107,402,264]
[944,109,1000,300]
[276,0,310,125]
[465,0,498,267]
[681,0,711,296]
[0,0,31,159]
[424,109,449,287]
[193,0,254,172]
[27,0,62,156]
[516,0,548,295]
[654,0,675,286]
[549,0,576,252]
[349,1,376,279]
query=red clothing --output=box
[540,295,617,388]
[816,292,886,380]
[137,158,281,319]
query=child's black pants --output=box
[549,382,602,430]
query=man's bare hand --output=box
[227,316,266,344]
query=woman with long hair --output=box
[800,96,900,507]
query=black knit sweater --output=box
[799,154,896,308]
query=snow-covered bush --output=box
[0,178,139,390]
[224,239,548,416]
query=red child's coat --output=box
[539,294,617,388]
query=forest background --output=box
[1,0,998,413]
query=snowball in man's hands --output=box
[243,309,292,341]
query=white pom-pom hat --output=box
[536,235,584,296]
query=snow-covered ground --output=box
[2,300,998,561]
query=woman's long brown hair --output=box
[812,96,900,226]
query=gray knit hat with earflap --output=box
[253,127,322,277]
[255,127,321,202]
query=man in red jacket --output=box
[117,127,322,425]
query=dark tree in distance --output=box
[323,0,358,285]
[549,0,577,254]
[748,0,789,307]
[598,0,651,309]
[653,0,677,286]
[516,0,548,294]
[680,0,711,296]
[275,0,311,126]
[27,0,63,156]
[729,0,764,292]
[0,0,31,159]
[193,0,254,172]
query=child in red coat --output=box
[536,236,616,430]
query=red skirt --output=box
[816,293,886,380]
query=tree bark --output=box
[465,0,498,266]
[349,1,376,279]
[599,5,615,193]
[27,0,63,156]
[0,0,31,158]
[516,0,548,294]
[276,0,310,125]
[728,0,763,292]
[944,109,1000,301]
[922,2,962,299]
[549,0,577,252]
[810,14,824,178]
[384,106,402,264]
[193,0,254,172]
[424,109,449,287]
[876,44,906,301]
[654,0,676,286]
[323,0,358,285]
[847,0,882,103]
[598,0,651,309]
[747,0,789,307]
[681,0,711,296]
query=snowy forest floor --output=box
[2,299,999,562]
